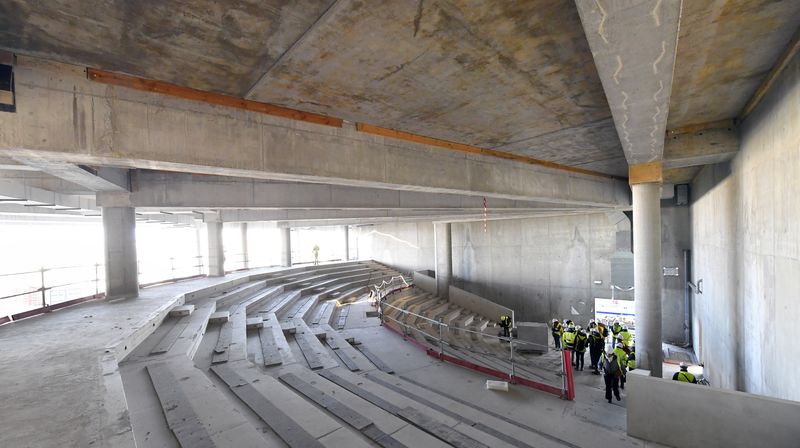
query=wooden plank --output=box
[317,370,486,448]
[296,330,324,370]
[397,407,489,448]
[258,326,283,367]
[355,346,395,374]
[331,347,361,372]
[211,365,324,448]
[366,373,533,448]
[279,373,406,448]
[628,161,663,185]
[147,363,215,448]
[356,123,620,180]
[87,68,342,128]
[150,317,190,355]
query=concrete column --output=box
[102,206,139,299]
[206,220,225,277]
[343,225,350,261]
[632,181,663,377]
[240,222,249,269]
[280,227,292,267]
[434,222,452,299]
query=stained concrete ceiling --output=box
[0,0,798,179]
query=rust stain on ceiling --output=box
[668,0,800,128]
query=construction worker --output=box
[600,348,624,403]
[597,320,608,341]
[588,329,604,374]
[627,348,636,371]
[550,319,563,350]
[312,244,320,265]
[619,325,633,348]
[588,319,597,331]
[611,320,623,339]
[672,362,698,383]
[614,342,629,389]
[499,314,512,338]
[574,328,588,371]
[561,323,577,363]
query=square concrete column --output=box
[343,225,350,261]
[206,220,225,277]
[434,222,452,299]
[280,227,292,267]
[240,222,249,270]
[102,206,139,299]
[631,163,664,377]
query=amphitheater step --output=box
[354,344,395,374]
[169,304,195,317]
[318,369,490,448]
[211,364,325,448]
[147,361,268,447]
[212,363,372,448]
[279,372,407,448]
[293,318,338,370]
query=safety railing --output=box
[370,275,411,305]
[378,298,574,400]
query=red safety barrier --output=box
[563,349,576,401]
[382,320,572,400]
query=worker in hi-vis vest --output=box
[551,319,563,350]
[672,362,698,383]
[562,324,577,365]
[499,314,511,338]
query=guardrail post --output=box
[438,318,444,357]
[39,267,47,308]
[562,349,575,400]
[170,257,175,280]
[509,339,515,381]
[94,263,100,296]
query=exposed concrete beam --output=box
[664,121,739,169]
[741,27,800,118]
[7,154,129,192]
[576,0,682,164]
[0,57,629,209]
[0,179,97,211]
[114,170,564,211]
[220,208,552,223]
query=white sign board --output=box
[594,298,636,330]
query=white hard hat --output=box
[679,362,688,369]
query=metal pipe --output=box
[683,249,692,346]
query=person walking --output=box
[574,328,588,371]
[588,329,604,374]
[601,348,624,403]
[312,244,320,265]
[561,323,577,363]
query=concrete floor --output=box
[0,268,275,448]
[0,268,668,448]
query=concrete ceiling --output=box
[668,0,800,128]
[0,0,798,179]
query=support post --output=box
[630,163,664,377]
[343,225,350,261]
[102,206,139,299]
[206,219,225,277]
[280,227,292,267]
[241,222,249,270]
[434,222,452,299]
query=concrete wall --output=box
[627,370,800,447]
[412,270,437,295]
[451,214,618,323]
[357,222,435,275]
[690,51,800,400]
[448,285,513,324]
[660,200,691,344]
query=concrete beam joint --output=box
[628,162,663,185]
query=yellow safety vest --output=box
[562,330,576,346]
[676,371,696,383]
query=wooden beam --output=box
[741,27,800,118]
[667,119,736,137]
[356,123,620,180]
[629,162,663,185]
[87,68,343,128]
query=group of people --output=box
[551,318,635,403]
[550,318,699,403]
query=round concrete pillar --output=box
[632,182,663,377]
[280,227,292,267]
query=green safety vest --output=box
[614,348,628,368]
[675,371,696,383]
[620,331,633,346]
[612,324,622,335]
[562,330,576,346]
